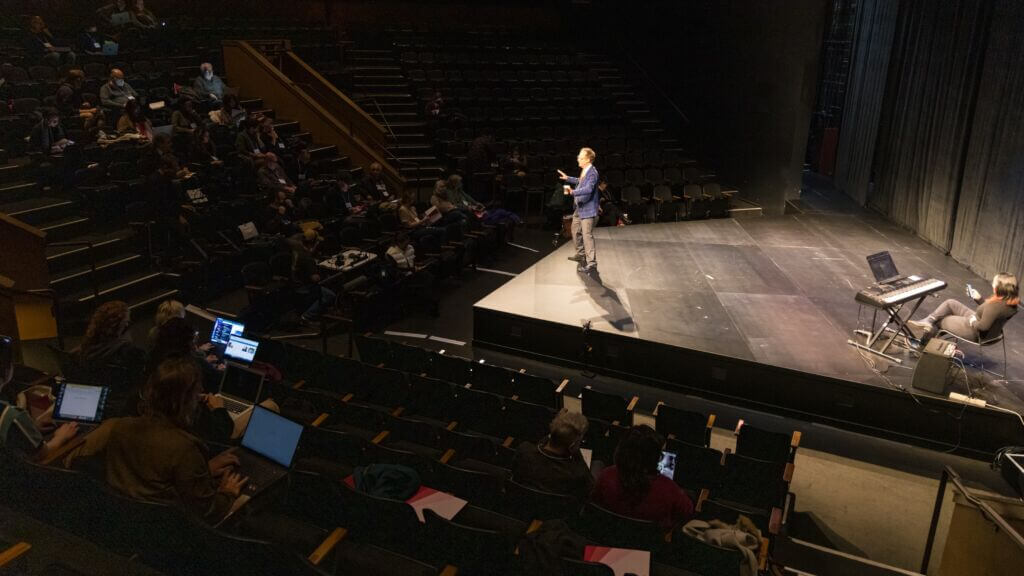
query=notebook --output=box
[53,383,109,433]
[236,406,303,497]
[216,362,265,416]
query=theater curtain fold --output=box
[867,0,990,251]
[833,0,899,206]
[950,0,1024,280]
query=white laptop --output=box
[215,362,265,416]
[224,335,259,365]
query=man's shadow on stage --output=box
[574,268,637,333]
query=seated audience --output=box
[591,425,694,530]
[55,69,96,117]
[73,301,146,373]
[288,143,316,186]
[189,126,222,167]
[79,357,247,522]
[429,181,467,227]
[265,192,299,235]
[96,0,130,27]
[259,115,286,154]
[24,16,76,67]
[235,118,266,163]
[0,334,78,460]
[398,189,445,246]
[209,93,246,127]
[100,68,138,110]
[84,114,121,146]
[257,153,297,196]
[171,98,201,137]
[147,299,188,343]
[147,155,192,247]
[359,162,393,203]
[289,229,335,325]
[385,234,439,316]
[78,23,109,55]
[31,108,72,156]
[597,178,629,227]
[130,0,159,29]
[116,99,152,141]
[193,62,226,103]
[513,410,594,498]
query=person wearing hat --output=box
[289,229,336,326]
[100,68,138,110]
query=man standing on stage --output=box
[559,147,600,275]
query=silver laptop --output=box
[215,362,265,416]
[223,334,259,365]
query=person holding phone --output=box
[910,273,1019,341]
[558,147,601,275]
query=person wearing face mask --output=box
[192,62,225,103]
[100,68,138,110]
[512,411,594,499]
[24,15,77,67]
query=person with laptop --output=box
[72,357,247,522]
[910,273,1019,341]
[590,425,694,531]
[0,335,79,461]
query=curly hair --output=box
[613,425,664,504]
[81,301,130,353]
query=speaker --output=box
[912,339,956,394]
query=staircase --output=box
[341,47,445,191]
[0,159,177,329]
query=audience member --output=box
[78,357,247,522]
[512,410,593,498]
[189,126,222,167]
[55,69,96,117]
[265,192,298,235]
[96,0,130,27]
[289,229,336,325]
[446,174,485,213]
[386,232,417,272]
[209,93,246,127]
[147,155,191,246]
[130,0,159,29]
[359,162,393,203]
[25,16,76,67]
[259,115,286,154]
[385,233,439,316]
[398,189,445,246]
[170,98,201,136]
[192,62,225,103]
[235,118,265,163]
[100,68,138,110]
[288,143,315,185]
[115,98,152,141]
[78,23,109,55]
[0,334,78,460]
[73,301,146,373]
[84,114,121,146]
[31,109,72,156]
[257,153,297,196]
[597,178,629,227]
[429,181,467,227]
[590,425,694,530]
[146,299,186,343]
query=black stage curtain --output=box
[833,0,900,206]
[868,0,992,251]
[950,0,1024,280]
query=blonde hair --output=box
[154,300,186,330]
[580,147,596,162]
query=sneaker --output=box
[908,319,934,334]
[568,255,583,262]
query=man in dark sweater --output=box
[512,411,593,498]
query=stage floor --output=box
[474,213,1024,421]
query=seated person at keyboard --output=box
[591,425,694,531]
[0,335,78,461]
[910,273,1019,341]
[512,410,593,499]
[69,357,248,523]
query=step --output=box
[240,98,264,110]
[0,181,38,203]
[353,74,406,82]
[345,65,403,74]
[1,197,75,227]
[46,229,137,274]
[0,163,24,185]
[354,92,413,101]
[68,270,165,305]
[49,253,146,295]
[39,215,91,243]
[127,287,181,313]
[370,112,421,120]
[273,120,301,135]
[355,82,411,90]
[309,143,338,160]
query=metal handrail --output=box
[921,465,1024,572]
[622,52,691,128]
[0,285,64,350]
[47,240,100,300]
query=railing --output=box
[922,465,1024,574]
[222,39,404,193]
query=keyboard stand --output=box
[847,294,931,364]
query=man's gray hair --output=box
[549,410,589,448]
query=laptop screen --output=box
[242,406,303,468]
[210,317,245,345]
[867,251,900,283]
[219,363,264,403]
[657,450,677,480]
[224,335,259,363]
[54,383,109,423]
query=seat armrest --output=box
[308,527,347,565]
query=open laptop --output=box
[866,251,903,284]
[53,383,109,434]
[110,11,132,26]
[235,406,303,496]
[209,316,245,355]
[216,362,265,416]
[224,335,259,365]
